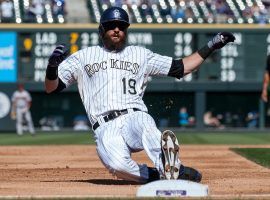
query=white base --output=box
[136,180,209,197]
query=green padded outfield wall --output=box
[0,24,270,131]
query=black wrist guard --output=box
[198,45,214,59]
[46,65,58,80]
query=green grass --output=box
[0,132,269,145]
[176,132,270,145]
[0,132,95,145]
[0,131,269,170]
[231,148,270,168]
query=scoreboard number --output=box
[174,32,193,82]
[220,33,242,82]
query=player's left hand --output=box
[208,32,235,50]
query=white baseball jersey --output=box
[12,90,32,109]
[58,45,172,125]
[58,45,174,182]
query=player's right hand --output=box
[208,32,235,50]
[48,44,69,67]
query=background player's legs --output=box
[24,111,35,134]
[16,109,23,135]
[94,118,149,183]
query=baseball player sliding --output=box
[45,7,235,183]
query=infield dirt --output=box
[0,145,269,199]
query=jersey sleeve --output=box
[58,51,82,87]
[146,48,173,76]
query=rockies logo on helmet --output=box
[113,9,121,19]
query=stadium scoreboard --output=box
[16,25,270,83]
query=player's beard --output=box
[102,31,127,52]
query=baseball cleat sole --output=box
[161,130,180,180]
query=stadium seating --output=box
[0,0,66,23]
[0,0,269,23]
[86,0,270,24]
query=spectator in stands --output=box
[245,111,259,128]
[51,0,66,18]
[242,7,253,20]
[148,0,158,4]
[27,0,45,22]
[242,5,267,24]
[0,0,14,23]
[178,107,189,127]
[73,115,90,131]
[39,116,60,131]
[185,7,194,20]
[171,4,185,21]
[140,0,154,18]
[256,9,268,24]
[204,110,224,129]
[113,0,123,7]
[159,4,171,18]
[125,0,141,22]
[214,0,231,23]
[262,0,270,7]
[251,3,260,15]
[126,0,141,8]
[100,0,110,6]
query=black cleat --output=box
[179,165,202,183]
[147,167,160,183]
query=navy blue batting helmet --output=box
[100,6,130,27]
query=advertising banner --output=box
[0,32,17,82]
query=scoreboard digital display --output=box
[16,25,270,83]
[18,31,100,81]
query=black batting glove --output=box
[208,32,235,50]
[198,32,235,59]
[46,44,69,80]
[48,44,69,68]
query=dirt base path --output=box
[0,145,269,199]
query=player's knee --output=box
[106,158,134,174]
[97,139,135,174]
[97,149,130,173]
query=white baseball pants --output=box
[94,110,165,183]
